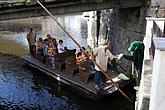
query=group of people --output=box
[92,40,144,90]
[75,40,144,90]
[26,27,66,68]
[27,27,145,90]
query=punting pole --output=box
[37,0,133,103]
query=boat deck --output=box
[22,55,132,99]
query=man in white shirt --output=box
[93,41,117,89]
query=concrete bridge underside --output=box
[0,0,146,21]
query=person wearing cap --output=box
[93,40,118,89]
[118,40,145,88]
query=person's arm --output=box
[107,50,118,60]
[59,46,65,51]
[123,55,134,61]
[27,34,30,44]
[58,45,65,53]
[34,32,37,43]
[93,47,99,56]
[92,47,100,61]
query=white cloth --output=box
[93,46,116,71]
[58,44,64,53]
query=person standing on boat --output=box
[43,39,49,64]
[48,43,55,68]
[52,38,58,54]
[26,27,36,57]
[93,40,118,89]
[46,34,53,44]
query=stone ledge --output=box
[146,17,165,21]
[153,37,165,51]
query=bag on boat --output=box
[117,73,130,80]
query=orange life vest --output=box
[48,46,54,56]
[76,55,82,65]
[37,41,43,49]
[76,52,89,65]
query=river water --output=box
[0,14,134,110]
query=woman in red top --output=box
[37,37,43,55]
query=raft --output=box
[22,55,133,100]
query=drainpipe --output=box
[96,10,101,47]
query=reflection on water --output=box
[0,14,134,110]
[0,54,79,110]
[41,15,88,49]
[0,15,87,50]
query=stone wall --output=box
[99,7,147,71]
[151,0,165,17]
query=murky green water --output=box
[0,15,134,110]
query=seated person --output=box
[76,51,83,65]
[57,39,65,53]
[76,47,90,65]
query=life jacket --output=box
[48,46,54,56]
[76,52,89,65]
[37,41,43,49]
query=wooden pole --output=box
[37,0,133,103]
[96,10,101,47]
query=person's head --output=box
[59,39,63,45]
[52,38,57,43]
[30,27,33,32]
[47,34,51,39]
[80,47,86,52]
[103,40,110,49]
[44,39,48,44]
[39,37,43,42]
[77,51,82,57]
[128,41,144,54]
[52,38,56,41]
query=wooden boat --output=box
[22,53,134,100]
